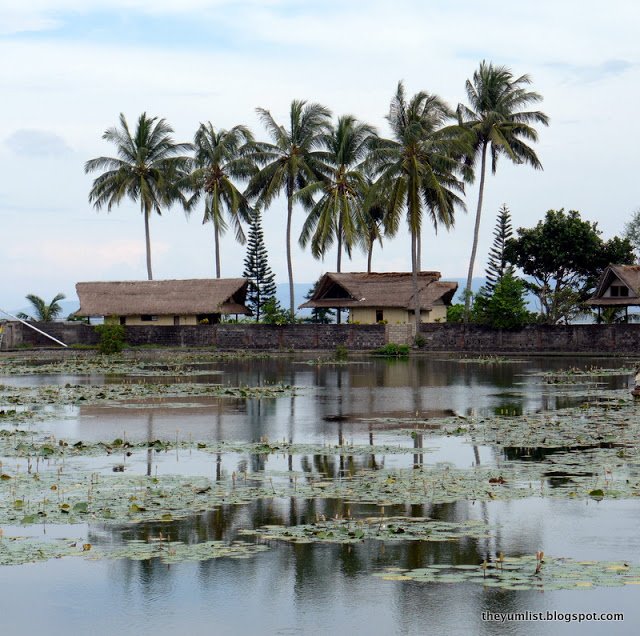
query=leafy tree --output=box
[303,279,335,324]
[242,209,277,323]
[623,207,640,260]
[358,177,395,273]
[458,61,549,316]
[368,81,467,327]
[17,293,66,322]
[472,272,531,329]
[85,113,192,280]
[246,100,332,318]
[505,209,634,324]
[261,297,291,325]
[298,115,375,271]
[485,204,514,292]
[189,123,254,278]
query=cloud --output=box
[5,129,73,157]
[546,59,635,83]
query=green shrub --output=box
[374,343,410,357]
[414,334,426,348]
[335,345,348,361]
[94,324,125,354]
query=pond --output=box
[0,352,639,635]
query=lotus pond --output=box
[1,351,639,635]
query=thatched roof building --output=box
[76,279,250,325]
[300,272,457,324]
[586,265,640,318]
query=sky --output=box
[1,0,639,310]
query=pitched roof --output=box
[299,272,458,310]
[75,279,250,316]
[586,265,640,306]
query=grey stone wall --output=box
[4,320,640,353]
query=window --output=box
[375,309,384,323]
[119,316,126,325]
[141,315,158,322]
[610,285,629,298]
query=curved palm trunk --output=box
[464,141,488,319]
[143,205,153,280]
[286,189,295,319]
[214,224,221,279]
[412,231,420,330]
[336,219,342,324]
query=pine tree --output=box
[242,210,277,322]
[485,204,514,292]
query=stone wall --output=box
[0,321,386,351]
[4,320,640,353]
[417,323,640,353]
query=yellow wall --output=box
[349,300,447,324]
[105,315,199,326]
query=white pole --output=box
[0,308,68,348]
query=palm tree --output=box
[368,81,467,327]
[245,100,331,318]
[458,61,549,316]
[18,293,66,322]
[358,177,393,273]
[298,115,376,272]
[189,122,255,278]
[85,113,192,280]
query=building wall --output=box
[104,315,199,326]
[350,302,447,324]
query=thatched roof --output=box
[76,279,250,316]
[299,272,458,310]
[586,265,640,307]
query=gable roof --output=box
[586,265,640,306]
[299,272,458,310]
[76,279,250,316]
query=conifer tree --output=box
[485,204,514,292]
[242,210,277,322]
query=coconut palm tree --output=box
[189,122,255,278]
[368,81,467,327]
[245,100,331,318]
[298,115,376,272]
[458,61,549,316]
[85,113,192,280]
[17,293,66,322]
[358,177,393,273]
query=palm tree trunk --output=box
[367,243,373,273]
[143,205,153,280]
[412,231,420,329]
[336,220,342,324]
[286,189,295,319]
[417,229,421,273]
[214,224,221,279]
[464,141,488,319]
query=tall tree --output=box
[485,204,514,292]
[189,123,254,278]
[358,177,390,273]
[458,61,549,316]
[242,209,277,323]
[368,81,467,327]
[298,115,375,272]
[245,100,331,318]
[623,207,640,260]
[17,293,66,322]
[505,209,634,324]
[85,113,192,280]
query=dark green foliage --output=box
[505,209,635,324]
[242,210,277,322]
[446,304,465,323]
[303,279,335,324]
[472,272,532,329]
[261,297,291,325]
[485,204,514,292]
[94,324,126,354]
[334,345,348,361]
[374,343,410,357]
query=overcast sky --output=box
[1,0,639,310]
